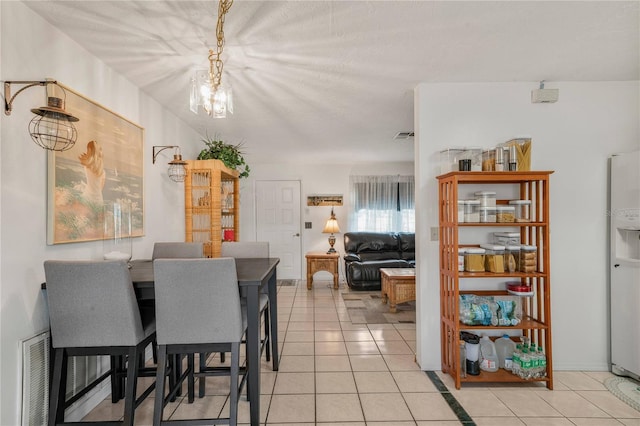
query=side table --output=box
[306,252,340,290]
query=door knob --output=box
[293,233,300,237]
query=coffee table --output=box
[380,268,416,313]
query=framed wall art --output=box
[47,83,144,245]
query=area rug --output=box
[341,291,415,324]
[604,376,640,412]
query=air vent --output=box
[394,132,414,140]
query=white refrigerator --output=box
[610,150,640,378]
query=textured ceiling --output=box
[25,1,640,165]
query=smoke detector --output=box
[531,81,559,104]
[394,131,414,140]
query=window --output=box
[349,175,415,232]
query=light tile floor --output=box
[84,279,640,425]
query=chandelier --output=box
[190,0,234,118]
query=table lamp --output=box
[322,208,340,254]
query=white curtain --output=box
[349,175,415,232]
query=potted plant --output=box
[197,134,250,178]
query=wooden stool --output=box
[380,268,416,313]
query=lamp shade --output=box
[322,217,340,234]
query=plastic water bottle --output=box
[495,334,517,371]
[519,348,531,379]
[512,344,521,376]
[530,344,540,378]
[537,346,547,378]
[479,335,499,372]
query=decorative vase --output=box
[103,200,132,265]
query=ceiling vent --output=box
[394,132,414,140]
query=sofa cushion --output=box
[397,232,415,261]
[344,232,400,253]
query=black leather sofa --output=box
[343,232,415,291]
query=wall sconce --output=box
[322,208,341,254]
[153,145,188,183]
[4,80,79,152]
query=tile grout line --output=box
[425,370,476,426]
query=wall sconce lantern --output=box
[153,145,188,183]
[4,80,79,152]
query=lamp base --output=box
[327,234,336,254]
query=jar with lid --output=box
[509,200,531,222]
[504,245,520,272]
[482,150,495,171]
[458,248,467,272]
[519,245,537,273]
[464,199,480,222]
[458,200,466,223]
[478,206,496,223]
[496,206,516,223]
[474,191,496,207]
[494,232,521,245]
[464,248,486,272]
[480,244,506,273]
[494,146,505,171]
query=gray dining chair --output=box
[152,242,204,259]
[220,241,272,362]
[152,258,248,426]
[44,260,156,426]
[150,241,204,397]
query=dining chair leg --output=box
[229,342,240,426]
[198,353,206,398]
[48,348,66,426]
[153,345,168,426]
[187,353,195,403]
[264,307,271,362]
[122,347,139,426]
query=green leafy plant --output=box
[197,134,250,178]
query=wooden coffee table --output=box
[380,268,416,313]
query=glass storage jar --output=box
[458,248,467,272]
[478,206,497,223]
[464,248,486,272]
[519,245,537,273]
[496,206,516,223]
[475,191,496,207]
[458,200,466,223]
[509,200,531,222]
[464,200,480,222]
[504,245,520,272]
[480,244,506,273]
[494,232,521,245]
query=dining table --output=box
[129,257,280,426]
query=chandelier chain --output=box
[209,0,233,91]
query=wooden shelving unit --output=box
[184,159,239,258]
[437,171,553,389]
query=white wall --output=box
[414,82,640,371]
[238,161,414,282]
[0,3,201,424]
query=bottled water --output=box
[495,334,516,370]
[479,335,499,372]
[530,344,540,378]
[519,348,531,379]
[537,346,547,378]
[512,344,522,377]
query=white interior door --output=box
[255,180,302,279]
